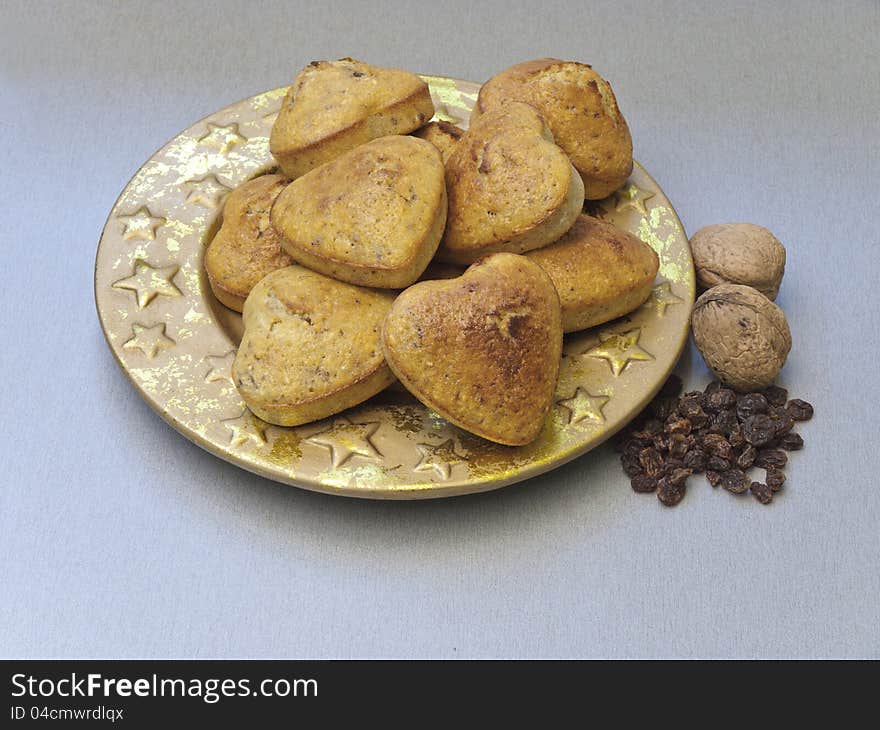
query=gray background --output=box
[1,0,878,658]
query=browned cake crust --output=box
[525,215,659,332]
[271,135,447,289]
[474,59,633,199]
[270,58,435,179]
[412,121,465,163]
[204,174,292,312]
[382,253,563,446]
[233,266,396,426]
[438,102,584,265]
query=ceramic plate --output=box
[95,75,694,498]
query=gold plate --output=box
[95,76,695,499]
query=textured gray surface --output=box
[1,0,878,658]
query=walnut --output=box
[692,283,792,392]
[690,223,786,300]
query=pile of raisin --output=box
[614,375,812,507]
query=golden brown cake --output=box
[525,215,659,332]
[382,253,563,446]
[412,121,464,163]
[438,102,584,265]
[233,266,396,426]
[204,174,292,312]
[269,58,435,179]
[474,59,633,199]
[271,135,447,288]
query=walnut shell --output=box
[692,283,791,392]
[690,223,786,300]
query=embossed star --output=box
[117,206,166,241]
[122,322,175,359]
[197,122,247,154]
[557,388,610,426]
[184,174,231,208]
[306,418,381,468]
[222,410,268,448]
[204,350,236,383]
[613,183,655,216]
[644,281,684,316]
[413,439,465,480]
[112,259,181,308]
[584,327,654,376]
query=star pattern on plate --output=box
[643,281,684,316]
[183,174,231,209]
[117,206,166,241]
[112,259,181,308]
[306,418,381,468]
[197,122,247,154]
[557,388,610,426]
[122,322,175,359]
[413,439,465,480]
[203,350,236,383]
[584,327,654,376]
[613,183,655,216]
[222,410,268,448]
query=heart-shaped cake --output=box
[233,265,396,426]
[525,215,659,332]
[438,101,584,265]
[412,120,464,163]
[382,253,563,446]
[204,174,292,312]
[271,135,447,289]
[474,59,633,199]
[270,58,435,179]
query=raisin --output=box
[621,454,643,477]
[706,470,722,487]
[736,445,757,470]
[755,449,787,469]
[751,481,773,505]
[702,433,733,460]
[742,414,777,446]
[666,416,693,435]
[621,438,642,457]
[705,387,737,413]
[679,399,708,428]
[639,447,664,476]
[668,434,691,458]
[707,456,730,472]
[683,449,707,472]
[780,432,804,451]
[667,467,693,486]
[631,474,658,493]
[710,409,738,434]
[657,477,686,506]
[762,385,789,407]
[768,407,795,437]
[766,468,786,492]
[787,399,814,421]
[728,424,745,449]
[704,380,723,395]
[678,395,703,416]
[737,393,769,421]
[721,469,750,494]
